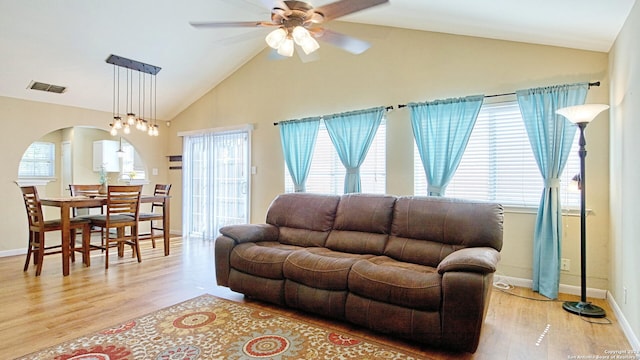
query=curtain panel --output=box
[516,82,588,299]
[324,107,384,193]
[279,117,321,192]
[409,95,484,196]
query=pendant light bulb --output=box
[127,113,136,125]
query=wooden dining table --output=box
[40,194,171,276]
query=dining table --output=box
[40,194,171,276]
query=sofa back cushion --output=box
[325,194,396,255]
[266,193,340,247]
[386,196,503,267]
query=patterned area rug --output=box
[18,294,429,360]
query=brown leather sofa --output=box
[215,193,503,353]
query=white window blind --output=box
[19,141,55,178]
[285,119,386,194]
[414,101,580,208]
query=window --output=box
[414,101,580,208]
[120,141,146,180]
[285,119,386,194]
[19,142,55,178]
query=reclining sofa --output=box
[215,193,503,352]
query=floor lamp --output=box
[556,103,609,318]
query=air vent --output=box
[28,81,66,94]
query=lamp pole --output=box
[561,121,606,318]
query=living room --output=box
[1,0,639,358]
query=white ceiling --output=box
[0,0,635,120]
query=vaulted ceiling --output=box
[0,0,635,120]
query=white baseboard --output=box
[493,275,607,299]
[0,248,26,258]
[607,291,640,352]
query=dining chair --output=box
[68,184,102,216]
[69,184,105,250]
[20,186,92,276]
[86,185,142,269]
[138,184,171,248]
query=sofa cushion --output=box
[348,256,441,311]
[325,194,396,254]
[283,248,373,290]
[230,242,303,280]
[387,196,503,267]
[266,193,340,247]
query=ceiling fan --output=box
[190,0,389,58]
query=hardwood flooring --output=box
[0,237,633,359]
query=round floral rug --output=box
[17,294,428,360]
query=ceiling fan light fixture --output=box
[277,37,295,57]
[292,26,310,43]
[266,28,287,49]
[292,26,319,55]
[300,36,319,54]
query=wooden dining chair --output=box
[20,186,91,276]
[138,184,171,248]
[68,184,102,216]
[69,184,105,250]
[86,185,142,269]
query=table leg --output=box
[163,197,170,256]
[60,203,70,276]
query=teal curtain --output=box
[409,95,484,196]
[324,107,384,193]
[279,117,321,192]
[516,82,588,299]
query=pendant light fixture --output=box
[107,54,161,137]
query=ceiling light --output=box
[277,37,295,57]
[106,54,161,137]
[265,28,287,49]
[292,26,320,55]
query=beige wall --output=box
[167,23,610,291]
[0,97,170,253]
[610,0,640,347]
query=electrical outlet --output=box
[561,258,570,271]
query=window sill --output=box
[15,178,56,187]
[505,205,591,216]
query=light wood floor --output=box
[0,237,633,359]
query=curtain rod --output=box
[396,81,601,109]
[273,105,394,126]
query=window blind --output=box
[19,142,55,178]
[285,119,386,194]
[415,101,580,208]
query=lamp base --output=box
[562,301,606,318]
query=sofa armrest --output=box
[219,224,279,244]
[437,247,501,274]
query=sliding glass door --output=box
[182,126,251,240]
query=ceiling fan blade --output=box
[313,0,388,21]
[260,0,290,12]
[296,45,320,63]
[317,29,371,55]
[190,21,274,28]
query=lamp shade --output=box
[265,28,287,49]
[277,38,295,57]
[556,104,609,124]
